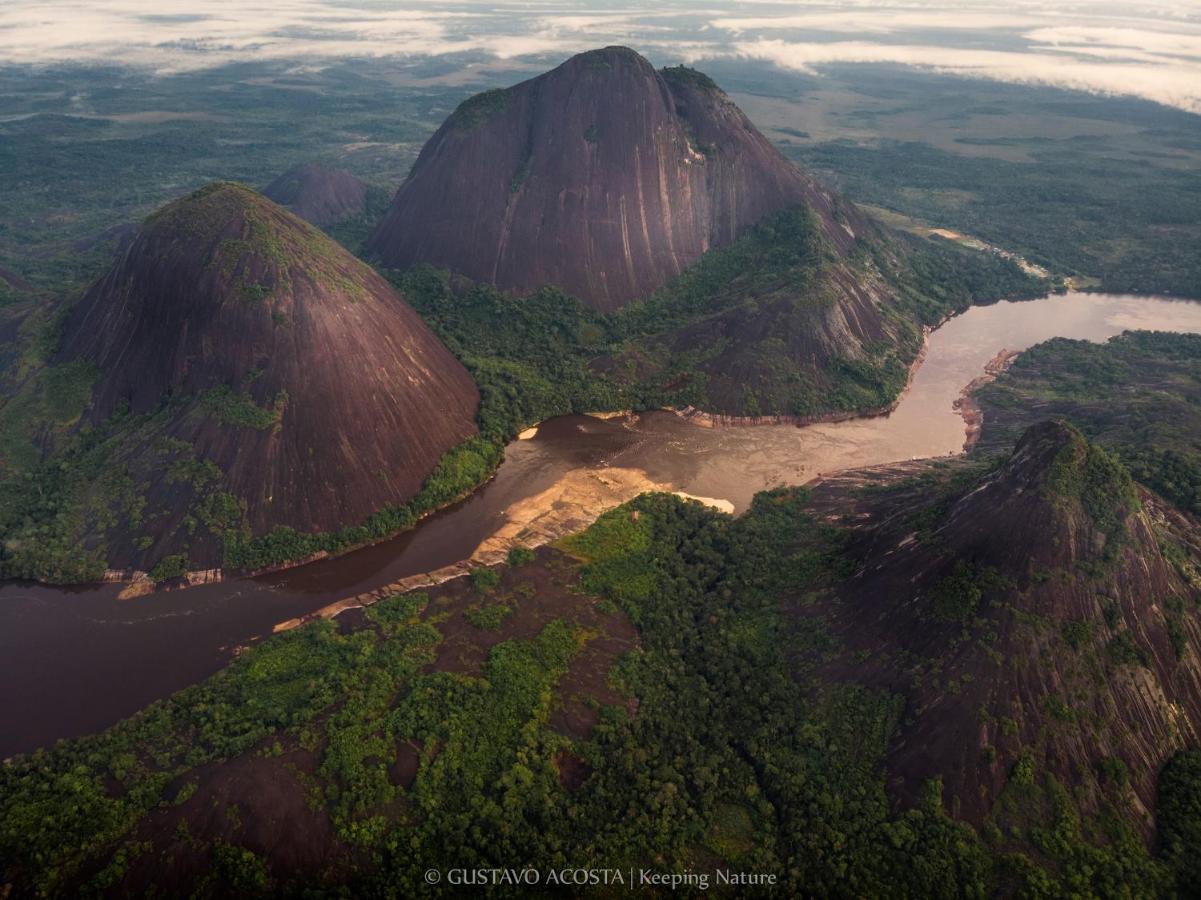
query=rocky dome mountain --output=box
[262,162,369,227]
[362,46,1043,422]
[366,46,864,313]
[56,182,479,571]
[803,421,1201,832]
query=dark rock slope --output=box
[802,421,1201,833]
[263,162,369,227]
[58,182,479,568]
[367,46,862,312]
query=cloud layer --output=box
[1,1,1199,113]
[728,38,1201,113]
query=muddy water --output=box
[3,291,1201,757]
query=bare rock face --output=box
[805,422,1201,834]
[367,46,860,312]
[59,182,479,565]
[263,162,369,227]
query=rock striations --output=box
[58,182,479,568]
[805,421,1201,833]
[366,46,862,312]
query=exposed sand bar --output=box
[272,466,734,633]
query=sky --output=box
[1,1,1200,113]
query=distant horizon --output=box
[1,1,1200,114]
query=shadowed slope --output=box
[57,182,479,568]
[263,162,369,227]
[803,422,1201,832]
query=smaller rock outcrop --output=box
[263,162,369,227]
[803,421,1201,832]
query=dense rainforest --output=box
[793,133,1201,300]
[974,331,1201,516]
[2,43,1200,900]
[2,426,1199,896]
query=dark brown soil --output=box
[555,750,592,791]
[389,739,422,789]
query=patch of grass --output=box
[925,560,1007,624]
[705,803,758,862]
[464,602,513,630]
[507,546,535,567]
[199,385,287,430]
[0,360,97,472]
[469,566,501,593]
[1106,630,1147,667]
[148,553,189,582]
[1061,619,1091,651]
[661,65,722,94]
[449,88,510,129]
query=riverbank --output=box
[670,320,939,429]
[262,324,946,635]
[105,457,511,596]
[95,322,944,595]
[270,467,736,634]
[954,348,1022,453]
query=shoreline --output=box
[7,289,1198,763]
[270,469,736,635]
[105,466,509,598]
[260,330,947,635]
[953,348,1022,453]
[101,320,942,596]
[669,319,939,429]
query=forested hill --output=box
[397,207,1046,435]
[0,184,481,583]
[368,46,1048,421]
[0,49,1048,587]
[973,331,1201,515]
[367,47,861,313]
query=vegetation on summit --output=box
[1,40,1199,900]
[0,52,1048,583]
[0,189,1044,584]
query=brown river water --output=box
[4,291,1201,758]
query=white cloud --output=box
[731,38,1201,112]
[712,11,1045,35]
[0,2,457,69]
[0,1,1199,114]
[1023,25,1201,59]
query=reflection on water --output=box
[4,292,1201,756]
